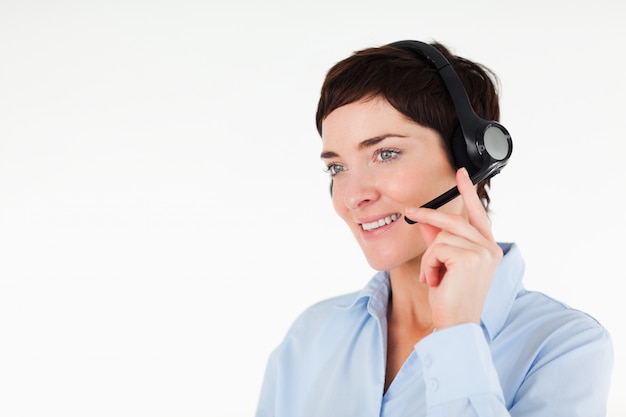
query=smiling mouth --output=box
[360,213,401,231]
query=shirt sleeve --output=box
[415,323,509,416]
[510,321,613,417]
[255,347,279,417]
[414,322,613,417]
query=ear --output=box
[451,125,480,177]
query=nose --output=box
[340,171,379,211]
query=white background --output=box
[0,0,624,416]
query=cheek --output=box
[391,164,456,207]
[384,169,429,205]
[384,177,413,204]
[330,187,347,218]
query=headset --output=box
[387,40,513,223]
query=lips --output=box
[360,213,401,231]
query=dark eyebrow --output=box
[320,134,406,160]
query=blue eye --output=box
[377,149,399,161]
[325,163,346,176]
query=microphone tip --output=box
[404,215,417,225]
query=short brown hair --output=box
[315,41,502,210]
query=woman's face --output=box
[321,97,464,271]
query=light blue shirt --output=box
[256,243,613,416]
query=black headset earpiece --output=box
[388,40,513,212]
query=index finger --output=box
[457,167,494,241]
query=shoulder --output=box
[283,291,362,339]
[514,289,607,331]
[495,243,610,345]
[268,287,380,365]
[508,289,612,354]
[281,270,390,344]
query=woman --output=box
[255,40,613,416]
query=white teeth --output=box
[361,214,400,231]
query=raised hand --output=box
[405,168,503,330]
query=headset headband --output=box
[388,40,513,212]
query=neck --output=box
[387,262,433,331]
[384,262,434,392]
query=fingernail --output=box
[461,167,470,178]
[404,207,419,224]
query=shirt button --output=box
[428,379,439,391]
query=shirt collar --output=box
[340,270,391,320]
[481,242,525,340]
[337,242,525,339]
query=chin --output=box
[360,239,424,271]
[363,252,405,272]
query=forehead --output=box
[321,98,409,145]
